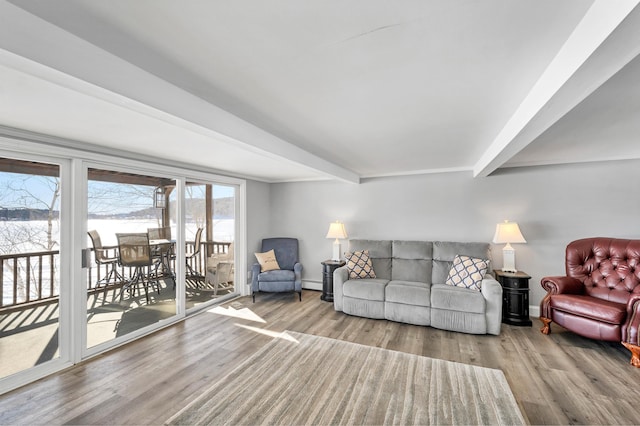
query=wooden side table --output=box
[321,260,345,302]
[494,269,532,326]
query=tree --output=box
[0,173,60,253]
[0,172,60,304]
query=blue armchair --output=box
[252,238,303,302]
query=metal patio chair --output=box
[116,232,161,303]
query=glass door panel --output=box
[0,157,61,379]
[185,182,236,309]
[86,167,177,349]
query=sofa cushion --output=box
[343,279,388,301]
[432,241,490,283]
[445,255,489,291]
[551,294,626,325]
[348,240,392,280]
[386,280,431,306]
[345,250,377,279]
[392,241,432,283]
[431,284,485,314]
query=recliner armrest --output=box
[623,294,640,344]
[251,263,261,291]
[541,276,584,295]
[293,262,303,291]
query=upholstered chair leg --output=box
[622,342,640,367]
[540,317,552,335]
[298,291,302,302]
[252,292,256,303]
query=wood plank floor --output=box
[1,289,639,425]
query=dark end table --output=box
[321,260,345,302]
[494,269,533,326]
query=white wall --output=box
[245,179,271,289]
[264,159,640,312]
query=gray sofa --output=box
[333,239,503,335]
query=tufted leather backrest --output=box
[566,238,640,304]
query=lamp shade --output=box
[326,221,348,240]
[492,220,526,244]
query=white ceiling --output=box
[1,0,640,183]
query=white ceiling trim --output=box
[360,166,473,179]
[496,154,640,171]
[473,0,640,177]
[0,1,360,184]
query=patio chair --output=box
[206,244,234,295]
[147,227,175,282]
[116,233,161,303]
[186,227,204,281]
[210,261,233,296]
[88,230,124,288]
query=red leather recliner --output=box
[540,237,640,366]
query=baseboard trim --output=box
[529,305,540,318]
[302,280,322,291]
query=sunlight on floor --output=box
[207,305,266,323]
[234,324,299,343]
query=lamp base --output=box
[502,243,517,273]
[332,240,341,261]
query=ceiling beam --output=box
[0,2,360,184]
[474,0,640,177]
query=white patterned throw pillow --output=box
[445,254,489,291]
[345,250,377,279]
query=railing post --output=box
[38,254,43,300]
[0,260,3,308]
[50,252,55,297]
[13,258,18,305]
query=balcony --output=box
[0,240,233,379]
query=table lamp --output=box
[492,220,526,273]
[326,221,348,261]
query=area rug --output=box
[166,331,525,425]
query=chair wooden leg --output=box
[622,342,640,367]
[540,317,552,335]
[298,291,302,302]
[252,292,256,303]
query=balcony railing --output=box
[1,240,232,311]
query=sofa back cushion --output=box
[432,241,491,284]
[348,240,392,280]
[391,240,432,283]
[566,238,640,304]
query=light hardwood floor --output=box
[1,289,638,425]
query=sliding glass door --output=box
[85,166,178,350]
[0,139,244,395]
[184,182,237,309]
[0,155,65,380]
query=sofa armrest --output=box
[333,265,349,312]
[481,276,503,335]
[541,276,584,295]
